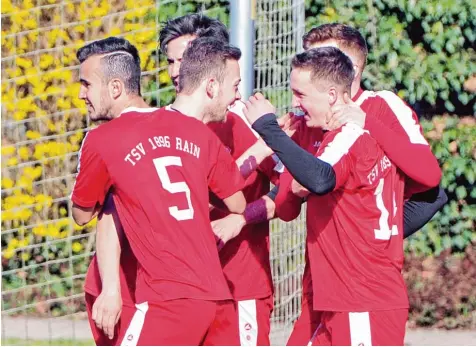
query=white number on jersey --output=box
[374,178,399,240]
[153,156,194,221]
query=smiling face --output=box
[166,34,196,92]
[206,59,242,122]
[78,55,114,121]
[290,67,336,129]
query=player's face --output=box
[290,68,331,129]
[166,34,196,92]
[78,55,114,121]
[207,59,241,122]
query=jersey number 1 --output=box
[153,156,194,221]
[374,178,398,240]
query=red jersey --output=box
[72,107,244,304]
[306,123,408,312]
[208,107,277,300]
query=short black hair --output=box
[159,13,229,54]
[77,37,141,95]
[179,37,241,94]
[292,47,355,93]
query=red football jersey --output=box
[306,123,408,312]
[208,108,277,300]
[72,107,244,304]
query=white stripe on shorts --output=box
[349,312,372,346]
[238,299,258,346]
[120,301,149,346]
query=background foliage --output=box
[1,0,475,329]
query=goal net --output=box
[1,1,305,344]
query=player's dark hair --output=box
[159,13,229,54]
[178,37,241,94]
[303,23,368,66]
[77,37,141,95]
[292,47,355,93]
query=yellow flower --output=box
[39,54,55,70]
[21,253,31,262]
[16,57,33,69]
[33,225,47,237]
[3,249,15,259]
[2,146,15,156]
[18,147,30,160]
[2,178,14,189]
[72,242,83,253]
[23,18,37,30]
[60,207,68,216]
[9,238,19,249]
[7,157,18,166]
[26,130,42,140]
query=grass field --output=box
[2,338,94,346]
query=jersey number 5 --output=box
[153,156,194,221]
[374,178,398,240]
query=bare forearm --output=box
[235,140,273,180]
[96,225,121,292]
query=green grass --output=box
[2,338,94,346]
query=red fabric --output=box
[120,299,239,346]
[72,108,244,304]
[208,112,275,301]
[85,293,136,346]
[305,124,408,312]
[357,89,441,193]
[287,296,321,346]
[313,310,408,346]
[254,296,274,346]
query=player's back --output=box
[89,108,243,304]
[307,124,408,312]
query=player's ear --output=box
[327,87,338,105]
[205,78,219,99]
[109,79,123,100]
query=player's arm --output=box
[275,170,304,222]
[71,131,112,225]
[207,134,247,214]
[330,92,442,191]
[251,114,337,195]
[234,139,274,180]
[402,185,448,239]
[93,194,123,340]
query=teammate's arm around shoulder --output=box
[71,130,112,225]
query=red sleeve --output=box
[227,112,259,158]
[207,132,245,199]
[275,169,302,222]
[71,131,112,208]
[363,91,442,191]
[315,124,362,190]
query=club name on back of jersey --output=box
[124,136,200,166]
[367,155,392,184]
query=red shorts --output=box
[311,309,408,346]
[236,296,274,346]
[85,293,136,346]
[119,299,240,346]
[286,295,322,346]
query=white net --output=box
[1,0,305,344]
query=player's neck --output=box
[113,96,150,118]
[171,94,208,123]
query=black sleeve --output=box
[252,114,336,195]
[266,185,279,201]
[403,186,448,238]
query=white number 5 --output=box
[153,156,194,221]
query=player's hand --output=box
[278,112,302,138]
[327,92,366,130]
[243,93,277,126]
[291,179,310,198]
[211,214,246,248]
[92,287,122,340]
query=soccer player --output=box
[164,14,279,345]
[281,24,446,346]
[72,37,248,345]
[243,47,418,345]
[85,15,278,345]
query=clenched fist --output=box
[243,93,277,125]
